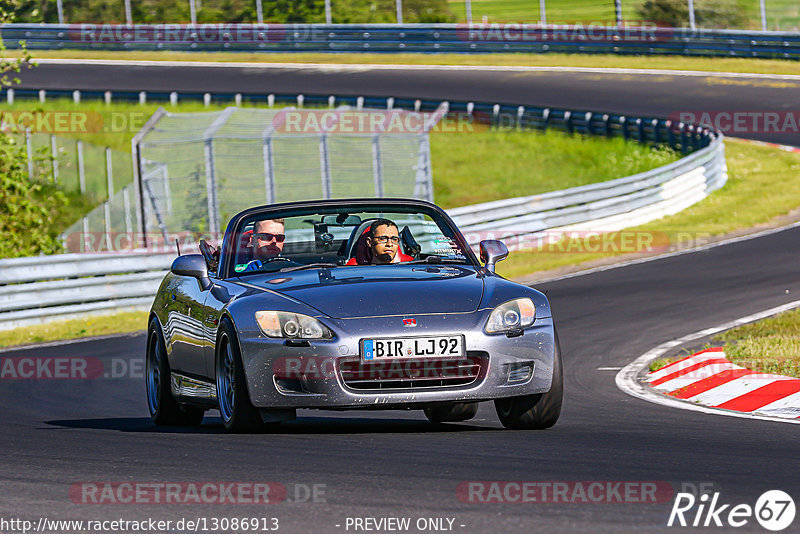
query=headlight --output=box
[255,311,333,339]
[484,298,536,334]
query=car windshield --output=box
[227,204,474,276]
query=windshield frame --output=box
[218,198,479,279]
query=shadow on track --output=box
[45,416,498,434]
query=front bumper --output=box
[238,314,556,409]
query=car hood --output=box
[236,264,484,319]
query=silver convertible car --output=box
[146,199,562,432]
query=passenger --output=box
[243,218,286,271]
[347,219,413,265]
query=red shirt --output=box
[346,252,413,265]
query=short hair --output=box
[254,218,284,230]
[369,219,398,238]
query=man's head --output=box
[366,219,400,264]
[251,218,285,260]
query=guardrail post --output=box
[139,91,146,105]
[651,119,659,144]
[584,112,592,135]
[72,90,80,104]
[50,135,59,183]
[7,88,13,104]
[637,118,644,143]
[170,92,178,106]
[77,140,86,194]
[235,93,242,106]
[414,100,421,112]
[564,110,573,134]
[297,94,305,108]
[39,89,46,104]
[372,135,384,197]
[204,93,211,107]
[357,96,364,110]
[104,91,112,105]
[268,94,275,107]
[387,97,394,110]
[542,108,550,132]
[328,95,335,108]
[516,106,524,131]
[679,122,689,154]
[25,129,33,179]
[620,116,628,141]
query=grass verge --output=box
[0,311,148,349]
[496,138,800,278]
[713,308,800,379]
[18,50,800,76]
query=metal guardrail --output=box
[450,136,727,240]
[2,23,800,59]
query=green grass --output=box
[713,308,800,378]
[17,50,800,76]
[430,129,679,208]
[496,138,800,278]
[0,311,148,349]
[649,357,678,372]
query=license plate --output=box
[361,335,464,361]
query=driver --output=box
[242,218,286,272]
[347,219,413,265]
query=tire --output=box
[424,402,479,423]
[146,318,205,426]
[494,332,563,430]
[215,319,270,433]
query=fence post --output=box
[124,0,132,25]
[688,0,696,30]
[371,135,384,197]
[614,0,622,26]
[256,0,264,24]
[319,134,332,199]
[162,166,173,215]
[77,140,86,194]
[324,0,331,24]
[105,147,114,199]
[465,0,472,24]
[539,0,546,24]
[204,139,220,235]
[25,129,33,178]
[189,0,197,25]
[56,0,64,23]
[759,0,767,31]
[104,201,112,251]
[395,0,403,24]
[50,135,59,183]
[262,136,276,204]
[123,187,133,242]
[81,217,89,253]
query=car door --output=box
[166,274,211,378]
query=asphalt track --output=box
[3,63,800,533]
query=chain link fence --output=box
[13,0,799,31]
[64,104,440,252]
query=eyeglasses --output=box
[372,235,400,244]
[253,233,285,243]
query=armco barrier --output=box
[2,23,800,59]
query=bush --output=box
[638,0,747,29]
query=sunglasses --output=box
[253,232,286,243]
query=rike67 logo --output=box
[668,490,795,531]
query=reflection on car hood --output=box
[237,265,483,319]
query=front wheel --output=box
[146,318,204,426]
[424,402,479,423]
[215,319,271,433]
[494,334,563,430]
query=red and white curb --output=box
[616,300,800,425]
[647,347,800,419]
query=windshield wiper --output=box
[405,256,467,265]
[279,263,339,273]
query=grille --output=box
[338,352,488,391]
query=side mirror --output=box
[171,254,213,290]
[479,240,509,273]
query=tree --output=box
[0,0,67,257]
